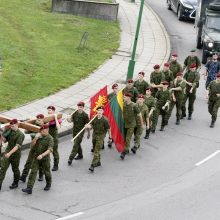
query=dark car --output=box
[167,0,197,21]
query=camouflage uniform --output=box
[184,56,201,72]
[182,70,200,117]
[69,111,89,161]
[144,95,156,136]
[0,129,25,186]
[123,102,141,154]
[169,61,182,78]
[91,116,110,166]
[162,70,174,86]
[208,80,220,124]
[27,134,53,189]
[169,79,186,121]
[134,103,149,147]
[108,92,117,101]
[150,71,165,97]
[154,89,171,129]
[123,87,139,102]
[134,80,150,94]
[49,124,59,168]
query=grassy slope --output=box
[0,0,120,110]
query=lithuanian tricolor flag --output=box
[104,90,125,152]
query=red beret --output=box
[176,72,183,76]
[10,119,18,125]
[124,92,132,98]
[77,101,85,107]
[217,73,220,78]
[138,72,145,76]
[36,114,44,119]
[190,63,197,69]
[47,106,56,111]
[40,124,49,130]
[171,53,178,57]
[162,81,169,85]
[153,64,160,69]
[164,63,170,67]
[112,83,118,89]
[137,94,145,99]
[127,79,133,83]
[96,106,104,110]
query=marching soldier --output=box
[108,83,119,101]
[169,53,182,79]
[85,106,111,172]
[0,119,25,191]
[134,72,150,94]
[120,93,143,160]
[150,64,165,97]
[67,101,90,165]
[162,63,174,86]
[182,63,200,120]
[169,72,186,125]
[207,73,220,128]
[132,94,149,154]
[154,81,171,131]
[182,49,201,73]
[20,114,45,182]
[47,106,61,171]
[123,79,139,102]
[22,124,53,194]
[144,87,156,138]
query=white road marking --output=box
[56,212,84,220]
[195,150,220,166]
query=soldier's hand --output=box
[35,133,41,139]
[37,154,43,160]
[190,89,193,94]
[173,97,176,102]
[204,75,207,81]
[162,106,165,110]
[4,153,10,159]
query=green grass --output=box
[0,0,120,111]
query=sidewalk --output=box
[1,0,170,146]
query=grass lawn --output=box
[0,0,120,111]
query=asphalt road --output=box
[1,1,220,220]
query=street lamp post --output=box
[126,0,145,80]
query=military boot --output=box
[44,184,51,191]
[52,165,58,171]
[19,175,27,183]
[9,181,18,189]
[101,143,105,150]
[120,152,126,160]
[210,121,215,128]
[131,146,137,154]
[0,183,2,191]
[38,174,44,182]
[22,187,32,194]
[176,119,180,125]
[144,129,150,139]
[160,126,164,131]
[68,159,72,165]
[89,165,94,172]
[188,113,192,120]
[75,155,83,160]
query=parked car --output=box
[167,0,197,21]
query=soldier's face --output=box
[171,56,177,61]
[36,118,44,126]
[155,69,160,73]
[97,109,103,116]
[190,52,196,57]
[10,123,18,131]
[78,106,84,112]
[163,66,169,71]
[190,67,196,72]
[48,109,54,115]
[177,76,182,81]
[123,96,130,102]
[146,90,151,96]
[137,98,144,104]
[127,83,133,89]
[213,55,218,61]
[113,87,118,93]
[138,74,144,80]
[163,85,168,89]
[41,128,49,136]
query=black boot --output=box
[131,146,137,154]
[19,175,27,183]
[89,165,94,172]
[44,184,51,191]
[120,152,126,160]
[75,155,83,160]
[9,181,18,189]
[210,121,215,128]
[38,174,44,182]
[68,159,72,165]
[91,148,94,153]
[188,114,192,120]
[176,119,180,125]
[52,165,58,171]
[0,183,2,191]
[144,129,150,139]
[93,161,101,167]
[160,126,164,131]
[181,113,186,119]
[101,144,105,150]
[151,129,155,134]
[22,187,32,194]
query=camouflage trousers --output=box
[27,158,51,189]
[208,98,220,122]
[52,138,59,166]
[91,134,105,166]
[123,127,135,153]
[134,126,143,147]
[69,131,84,160]
[151,110,159,131]
[0,154,21,184]
[154,108,169,128]
[21,147,43,177]
[168,98,183,120]
[182,92,196,116]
